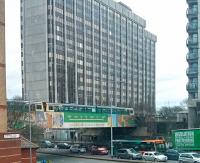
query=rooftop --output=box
[21,136,38,149]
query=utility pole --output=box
[110,106,113,158]
[29,100,32,163]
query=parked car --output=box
[91,146,108,155]
[79,146,87,153]
[143,151,168,162]
[40,140,55,148]
[179,152,200,163]
[70,144,86,153]
[57,143,71,149]
[164,149,183,160]
[70,145,80,153]
[116,148,142,160]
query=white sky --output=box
[5,0,188,109]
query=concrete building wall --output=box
[21,0,156,114]
[21,0,49,102]
[187,0,200,128]
[0,0,7,132]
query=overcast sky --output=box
[5,0,188,109]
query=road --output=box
[37,153,124,163]
[37,153,179,163]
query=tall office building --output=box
[21,0,156,114]
[186,0,200,127]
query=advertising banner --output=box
[36,111,47,128]
[36,111,136,129]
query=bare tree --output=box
[7,96,44,142]
[7,96,28,130]
[157,99,188,117]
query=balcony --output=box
[186,52,198,61]
[186,82,198,92]
[187,0,197,5]
[186,67,198,77]
[186,38,198,48]
[187,8,198,19]
[186,23,198,33]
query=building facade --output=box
[0,1,37,163]
[186,0,200,128]
[21,0,156,114]
[0,0,7,132]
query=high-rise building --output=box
[21,0,156,114]
[186,0,200,127]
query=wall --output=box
[21,149,37,163]
[22,0,49,102]
[0,133,21,163]
[0,0,7,132]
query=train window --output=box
[96,108,102,113]
[102,108,110,113]
[62,106,67,111]
[30,104,35,111]
[113,109,117,114]
[130,110,133,115]
[69,107,74,112]
[49,106,53,110]
[86,107,92,112]
[59,106,63,111]
[73,107,78,112]
[54,106,59,111]
[92,107,96,112]
[102,108,106,113]
[79,107,85,112]
[36,105,42,110]
[116,109,119,114]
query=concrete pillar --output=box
[0,0,7,132]
[188,107,196,128]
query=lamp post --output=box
[110,106,113,158]
[25,93,33,163]
[28,100,32,163]
[25,93,40,163]
[109,80,126,157]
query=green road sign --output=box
[173,129,200,150]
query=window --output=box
[49,106,54,110]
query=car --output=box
[164,149,183,160]
[70,145,80,153]
[143,151,168,162]
[79,146,87,153]
[91,146,108,155]
[179,152,200,163]
[116,148,142,160]
[40,140,55,148]
[57,143,71,149]
[70,144,86,153]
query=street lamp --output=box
[110,105,113,158]
[109,80,126,157]
[25,93,34,163]
[28,100,32,163]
